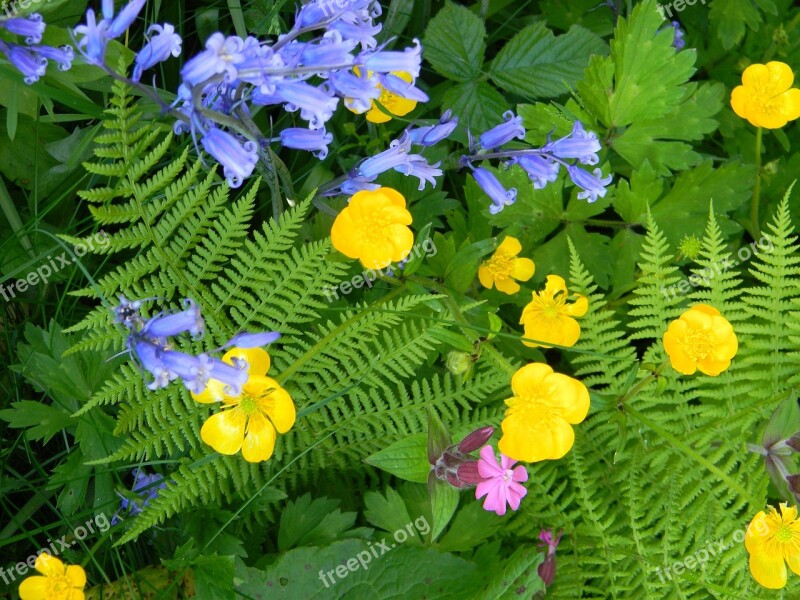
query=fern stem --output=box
[750,126,763,239]
[624,406,764,508]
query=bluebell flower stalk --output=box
[461,111,613,213]
[0,12,74,82]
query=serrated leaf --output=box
[490,23,607,100]
[422,2,486,81]
[442,80,508,134]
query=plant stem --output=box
[751,126,763,239]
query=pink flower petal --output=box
[500,452,516,471]
[506,481,528,511]
[476,479,497,500]
[478,446,504,478]
[484,481,507,515]
[511,465,528,482]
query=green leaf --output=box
[709,0,763,50]
[365,433,431,483]
[193,555,235,600]
[364,487,414,537]
[577,0,696,128]
[236,540,479,598]
[422,2,486,81]
[613,161,662,224]
[611,82,724,174]
[442,80,508,134]
[490,23,606,100]
[278,494,358,551]
[436,501,503,552]
[427,474,459,541]
[475,545,545,600]
[0,401,74,443]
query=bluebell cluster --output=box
[114,295,279,395]
[0,13,73,83]
[460,113,613,214]
[110,467,166,525]
[325,110,458,196]
[66,0,427,188]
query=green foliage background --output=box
[2,0,800,598]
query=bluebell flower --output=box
[142,298,204,339]
[513,154,560,189]
[274,80,339,129]
[114,295,145,330]
[566,165,612,203]
[110,468,167,525]
[333,70,380,112]
[182,33,246,85]
[329,18,382,50]
[72,8,109,65]
[280,127,333,159]
[224,331,281,348]
[378,72,428,102]
[472,167,517,214]
[106,0,146,39]
[30,44,74,71]
[300,34,357,70]
[200,127,259,188]
[663,20,686,50]
[339,175,381,195]
[358,137,415,179]
[160,351,248,395]
[0,41,47,84]
[395,157,442,191]
[362,39,422,77]
[132,23,182,82]
[542,121,601,165]
[1,14,45,44]
[406,110,458,147]
[479,110,525,150]
[132,338,178,390]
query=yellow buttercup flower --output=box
[478,236,535,295]
[192,347,295,463]
[498,363,590,462]
[519,275,588,348]
[731,61,800,128]
[19,553,86,600]
[330,186,414,269]
[347,68,417,123]
[745,503,800,589]
[662,304,737,376]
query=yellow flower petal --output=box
[192,378,228,404]
[330,208,364,259]
[499,413,575,462]
[254,377,296,433]
[543,274,568,296]
[68,591,86,600]
[241,411,277,462]
[494,276,521,295]
[742,63,771,89]
[786,554,800,577]
[66,565,87,588]
[730,86,751,119]
[223,347,270,377]
[478,264,495,289]
[18,576,48,600]
[523,313,581,348]
[749,551,788,589]
[781,88,800,122]
[35,553,65,577]
[565,293,588,317]
[366,105,393,123]
[497,236,522,256]
[745,511,770,553]
[548,373,591,424]
[511,257,535,282]
[767,61,795,92]
[201,408,246,455]
[510,363,553,398]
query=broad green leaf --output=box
[490,23,607,100]
[474,545,545,600]
[577,0,696,127]
[193,555,236,600]
[0,401,74,443]
[442,80,507,134]
[364,488,414,538]
[612,82,724,174]
[236,540,480,598]
[422,2,486,81]
[436,501,503,552]
[709,0,770,50]
[613,161,663,224]
[365,433,431,483]
[278,494,358,551]
[428,474,459,541]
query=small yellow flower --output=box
[19,553,86,600]
[745,503,800,589]
[347,68,417,123]
[662,304,738,376]
[519,275,588,348]
[478,236,535,295]
[192,347,295,463]
[499,363,590,462]
[330,186,414,269]
[731,61,800,128]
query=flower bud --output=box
[457,426,495,453]
[787,433,800,453]
[538,553,556,586]
[456,461,482,484]
[446,351,473,376]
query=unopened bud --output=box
[538,553,556,586]
[787,434,800,453]
[787,474,800,496]
[456,461,482,485]
[457,426,495,453]
[446,351,473,376]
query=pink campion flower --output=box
[475,445,528,516]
